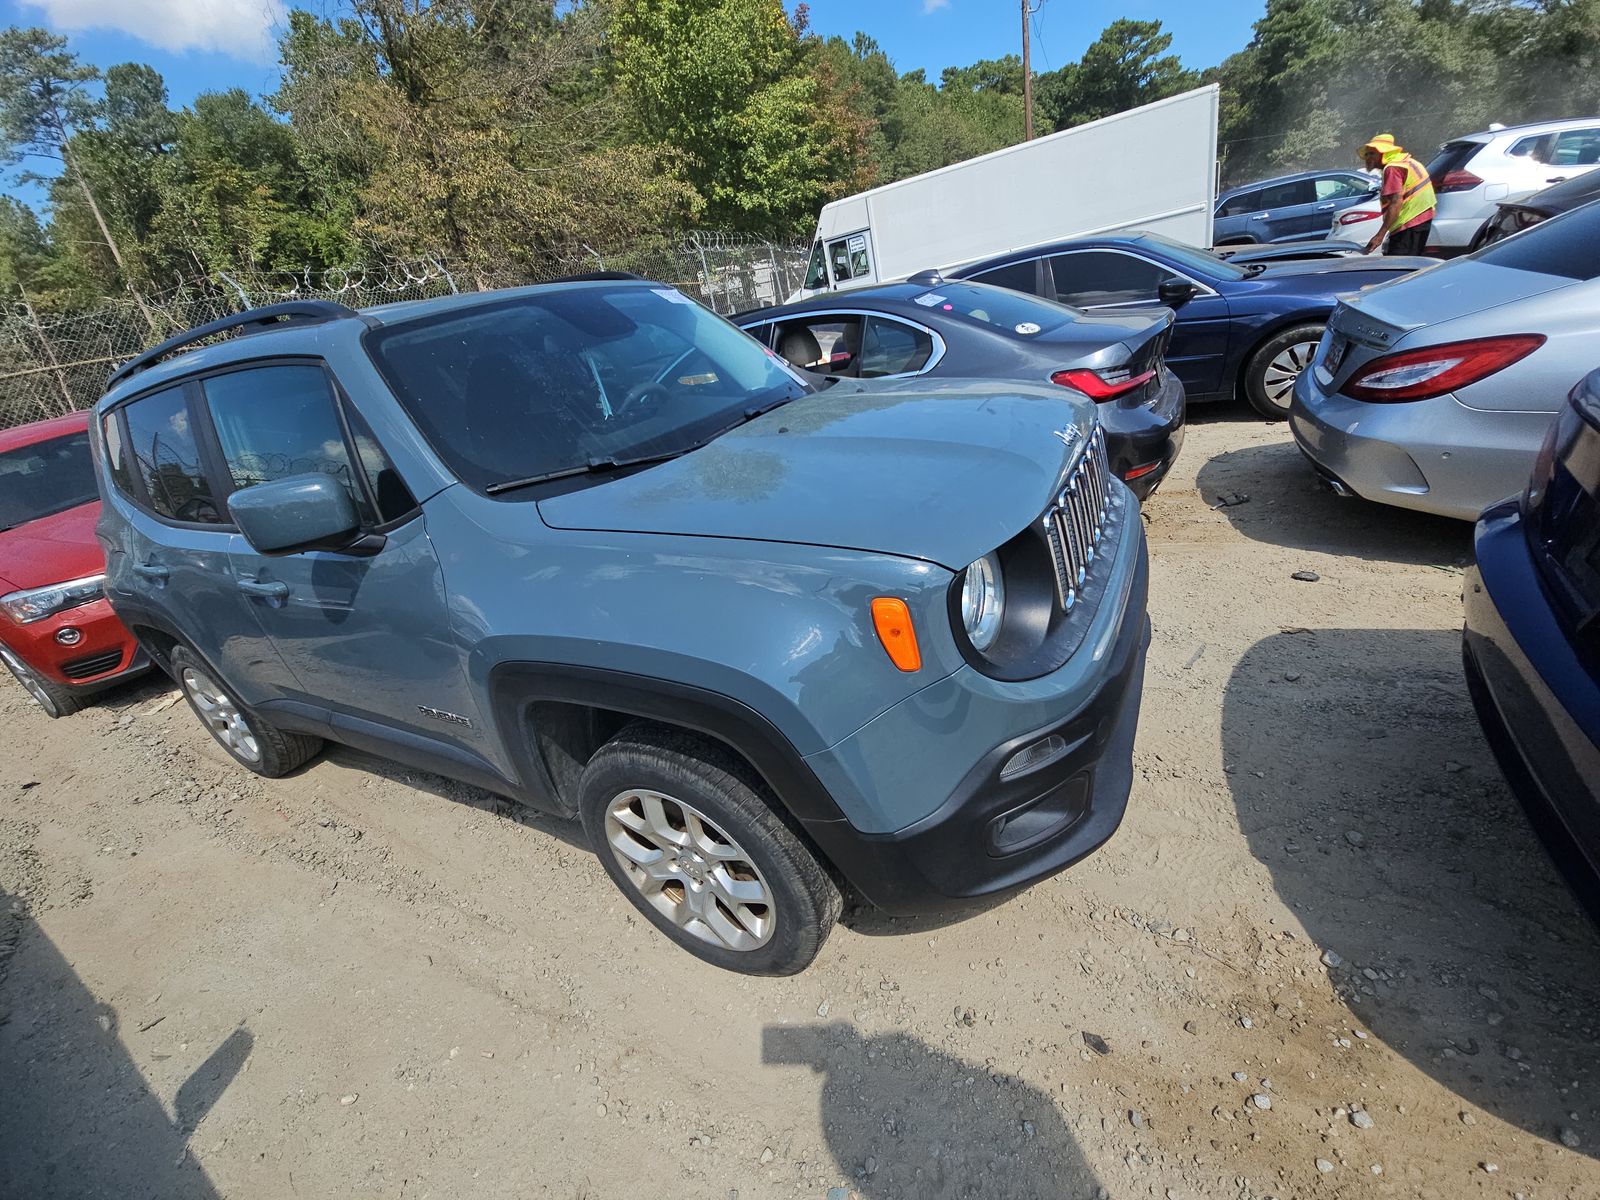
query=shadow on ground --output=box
[1223,628,1600,1156]
[1195,437,1472,566]
[764,1023,1101,1198]
[0,890,243,1198]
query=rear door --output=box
[1047,250,1232,394]
[1312,174,1376,229]
[1251,178,1319,241]
[101,382,296,703]
[196,361,483,744]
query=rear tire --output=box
[171,645,322,777]
[1244,322,1325,419]
[578,722,841,975]
[0,645,84,718]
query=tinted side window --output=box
[344,403,417,524]
[1255,179,1316,208]
[1473,199,1600,280]
[1316,175,1370,201]
[1218,189,1262,218]
[1551,128,1600,166]
[774,316,863,375]
[1050,252,1168,307]
[203,364,375,526]
[121,387,223,524]
[969,260,1043,296]
[860,317,935,378]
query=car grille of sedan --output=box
[1044,426,1112,612]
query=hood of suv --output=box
[538,380,1095,570]
[0,500,104,593]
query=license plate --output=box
[1321,335,1350,381]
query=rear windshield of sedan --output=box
[905,283,1074,337]
[0,431,97,532]
[1473,198,1600,280]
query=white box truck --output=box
[795,84,1220,298]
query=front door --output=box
[1047,251,1232,396]
[196,362,483,746]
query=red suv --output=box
[1,411,147,716]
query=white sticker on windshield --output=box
[1015,321,1041,335]
[652,288,695,305]
[847,234,867,253]
[912,292,945,308]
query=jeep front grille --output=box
[1043,427,1112,612]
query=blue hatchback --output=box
[1464,368,1600,924]
[951,232,1429,419]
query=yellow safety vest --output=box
[1386,153,1436,229]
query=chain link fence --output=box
[0,234,811,431]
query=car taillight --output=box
[1436,169,1484,193]
[1342,334,1545,402]
[1051,366,1156,402]
[1338,209,1379,226]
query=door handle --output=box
[237,580,289,601]
[131,563,169,582]
[1317,202,1336,210]
[1546,176,1568,183]
[1249,213,1267,220]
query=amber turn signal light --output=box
[871,597,921,672]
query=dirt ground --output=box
[3,412,1599,1200]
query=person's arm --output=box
[1365,169,1402,253]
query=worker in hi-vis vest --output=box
[1359,133,1437,256]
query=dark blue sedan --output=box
[736,278,1185,498]
[950,232,1430,419]
[1464,367,1600,925]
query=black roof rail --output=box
[105,300,366,390]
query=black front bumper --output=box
[805,541,1150,914]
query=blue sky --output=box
[1,0,1266,205]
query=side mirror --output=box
[1365,184,1380,198]
[1158,278,1197,309]
[228,473,362,557]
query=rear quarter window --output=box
[1472,198,1600,280]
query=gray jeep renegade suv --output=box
[91,279,1150,974]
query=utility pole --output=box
[1022,0,1034,141]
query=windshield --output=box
[905,282,1076,336]
[1130,232,1249,281]
[0,430,98,532]
[367,285,807,492]
[1472,197,1600,281]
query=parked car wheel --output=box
[171,645,322,777]
[0,644,85,718]
[578,722,841,975]
[1244,323,1326,419]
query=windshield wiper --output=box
[486,450,687,496]
[484,392,799,497]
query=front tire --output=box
[0,645,84,718]
[1244,322,1325,419]
[578,722,841,975]
[171,645,322,777]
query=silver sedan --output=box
[1291,200,1600,520]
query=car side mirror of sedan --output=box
[228,473,371,557]
[1158,278,1197,309]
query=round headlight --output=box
[961,553,1005,652]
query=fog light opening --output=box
[999,734,1069,782]
[55,627,83,646]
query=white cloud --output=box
[23,0,286,61]
[923,0,951,11]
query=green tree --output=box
[1039,19,1198,129]
[0,27,154,319]
[607,0,869,232]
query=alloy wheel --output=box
[1,645,59,716]
[1262,340,1319,410]
[181,665,261,764]
[603,789,776,952]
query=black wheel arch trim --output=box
[487,662,854,829]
